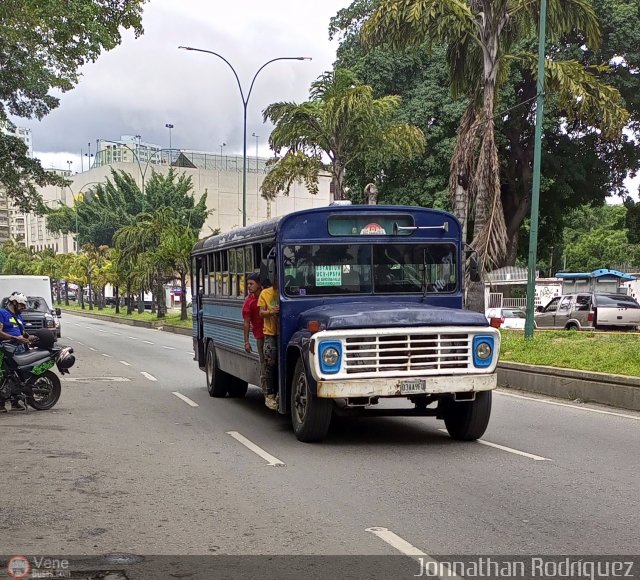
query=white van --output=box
[0,275,60,337]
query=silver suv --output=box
[535,293,640,331]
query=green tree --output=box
[157,226,197,321]
[47,168,209,246]
[0,0,146,210]
[262,68,425,201]
[360,0,628,281]
[114,208,178,319]
[562,204,640,271]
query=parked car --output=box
[535,293,640,331]
[486,307,527,329]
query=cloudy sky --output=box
[19,0,351,172]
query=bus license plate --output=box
[398,379,426,395]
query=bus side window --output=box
[236,247,246,297]
[221,250,230,296]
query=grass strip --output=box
[500,329,640,377]
[59,303,193,329]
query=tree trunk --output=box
[97,286,103,310]
[115,285,120,314]
[56,282,61,305]
[448,100,482,245]
[180,273,188,321]
[138,285,144,314]
[64,283,69,307]
[126,286,133,315]
[79,285,85,310]
[156,280,165,319]
[87,273,93,310]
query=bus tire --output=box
[205,343,228,398]
[228,378,248,398]
[442,391,492,441]
[290,358,332,443]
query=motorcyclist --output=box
[0,292,33,412]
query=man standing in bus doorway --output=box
[259,274,279,411]
[242,273,267,395]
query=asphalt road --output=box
[1,313,639,568]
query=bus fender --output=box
[285,330,317,397]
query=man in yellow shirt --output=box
[258,274,279,410]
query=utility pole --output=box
[524,0,548,339]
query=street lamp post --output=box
[252,132,261,219]
[165,123,174,151]
[178,46,311,226]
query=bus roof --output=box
[191,205,458,255]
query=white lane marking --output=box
[186,352,193,355]
[437,429,551,461]
[365,527,464,579]
[497,390,640,421]
[89,347,97,352]
[141,372,157,382]
[85,326,92,330]
[77,341,85,346]
[112,332,121,336]
[102,353,112,358]
[142,340,154,344]
[128,336,138,340]
[172,392,199,407]
[119,360,131,366]
[226,431,285,467]
[97,329,106,333]
[162,346,175,350]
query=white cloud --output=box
[19,0,350,169]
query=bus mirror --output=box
[469,255,481,282]
[267,258,277,285]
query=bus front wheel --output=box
[290,359,332,443]
[442,391,492,441]
[205,343,228,398]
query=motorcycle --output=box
[0,330,75,412]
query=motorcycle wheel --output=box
[27,371,61,410]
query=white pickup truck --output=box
[535,292,640,331]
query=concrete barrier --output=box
[60,308,192,337]
[498,362,640,411]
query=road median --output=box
[60,307,192,337]
[498,362,640,411]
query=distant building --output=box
[20,138,330,255]
[95,135,163,168]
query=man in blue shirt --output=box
[0,292,32,413]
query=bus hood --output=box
[298,302,489,330]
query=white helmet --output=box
[9,292,28,306]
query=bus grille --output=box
[344,333,471,374]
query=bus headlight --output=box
[473,336,494,368]
[318,341,342,374]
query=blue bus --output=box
[191,204,500,442]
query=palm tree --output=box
[361,0,627,282]
[114,208,176,318]
[262,68,425,201]
[157,225,197,321]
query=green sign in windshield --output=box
[315,265,342,286]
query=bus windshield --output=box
[283,243,457,297]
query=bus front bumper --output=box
[316,373,496,399]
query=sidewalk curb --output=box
[497,362,640,411]
[60,308,193,337]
